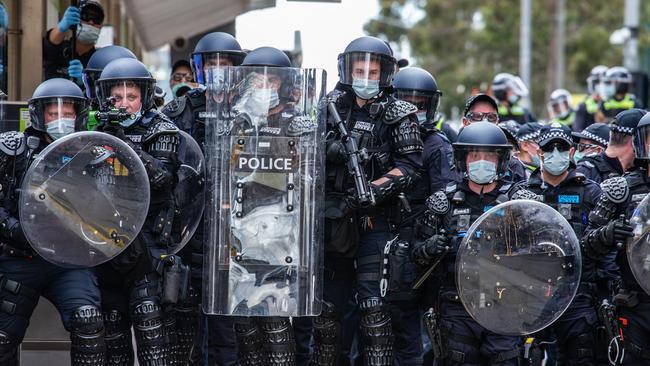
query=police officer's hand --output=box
[423,234,450,257]
[58,6,80,33]
[601,217,634,247]
[68,59,83,85]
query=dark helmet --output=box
[239,47,298,101]
[28,78,88,138]
[337,36,396,94]
[393,67,442,121]
[95,58,156,112]
[453,121,512,179]
[83,45,137,100]
[491,72,529,103]
[587,65,607,94]
[191,32,246,85]
[605,66,633,95]
[241,47,292,67]
[631,110,650,159]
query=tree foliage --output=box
[365,0,650,118]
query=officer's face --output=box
[250,73,282,92]
[466,150,499,165]
[43,102,76,124]
[111,84,142,113]
[352,59,381,81]
[463,102,499,127]
[401,95,428,113]
[203,55,234,71]
[578,138,602,156]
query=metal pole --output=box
[555,0,566,89]
[623,0,640,71]
[520,0,532,92]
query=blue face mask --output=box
[120,109,142,127]
[542,147,571,175]
[508,94,520,105]
[352,78,380,100]
[46,118,76,140]
[573,151,584,163]
[467,160,498,185]
[530,154,540,166]
[415,111,427,124]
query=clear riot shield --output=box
[19,131,149,268]
[628,193,650,295]
[165,130,205,254]
[456,200,582,335]
[203,65,326,317]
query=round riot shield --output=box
[19,131,149,268]
[627,193,650,295]
[203,65,326,317]
[166,130,205,254]
[456,200,582,335]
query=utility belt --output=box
[0,243,35,259]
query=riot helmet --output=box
[337,36,396,100]
[491,73,529,104]
[28,78,88,140]
[83,45,137,100]
[453,122,511,184]
[191,32,246,85]
[586,65,607,95]
[95,58,156,126]
[632,110,650,160]
[392,67,441,123]
[605,66,633,97]
[547,89,573,120]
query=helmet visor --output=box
[634,124,650,160]
[394,89,441,120]
[29,97,88,134]
[337,51,395,87]
[192,52,245,85]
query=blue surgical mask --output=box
[46,118,76,140]
[542,147,571,175]
[508,94,520,105]
[415,111,427,124]
[352,78,380,100]
[76,24,101,45]
[573,151,584,163]
[530,154,541,166]
[467,160,498,184]
[120,109,141,127]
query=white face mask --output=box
[76,24,101,45]
[247,88,279,116]
[46,118,76,140]
[467,160,498,184]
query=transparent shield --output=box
[627,193,650,295]
[203,66,326,317]
[167,130,205,254]
[19,131,150,268]
[456,200,582,335]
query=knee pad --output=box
[69,306,106,365]
[310,301,341,366]
[173,304,198,363]
[131,300,171,364]
[0,330,18,366]
[104,310,134,366]
[259,317,296,365]
[359,298,393,366]
[234,318,264,366]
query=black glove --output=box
[600,216,634,248]
[423,234,450,257]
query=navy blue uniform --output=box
[523,168,602,365]
[413,180,521,366]
[576,151,624,184]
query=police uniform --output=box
[498,103,535,125]
[599,94,640,120]
[573,95,600,132]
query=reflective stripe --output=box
[584,96,599,114]
[498,104,525,116]
[603,94,635,111]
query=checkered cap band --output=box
[610,125,634,135]
[516,130,541,143]
[581,130,608,146]
[537,129,572,144]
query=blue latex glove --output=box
[68,59,83,84]
[57,6,80,33]
[0,5,8,30]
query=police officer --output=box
[82,45,137,130]
[461,93,527,183]
[518,123,602,365]
[574,65,607,132]
[514,122,543,179]
[391,66,457,365]
[316,36,423,366]
[582,112,650,365]
[491,73,536,124]
[572,123,609,164]
[413,121,521,366]
[0,78,105,365]
[547,88,575,128]
[43,1,105,82]
[596,67,641,122]
[576,109,645,184]
[162,31,246,366]
[94,58,182,365]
